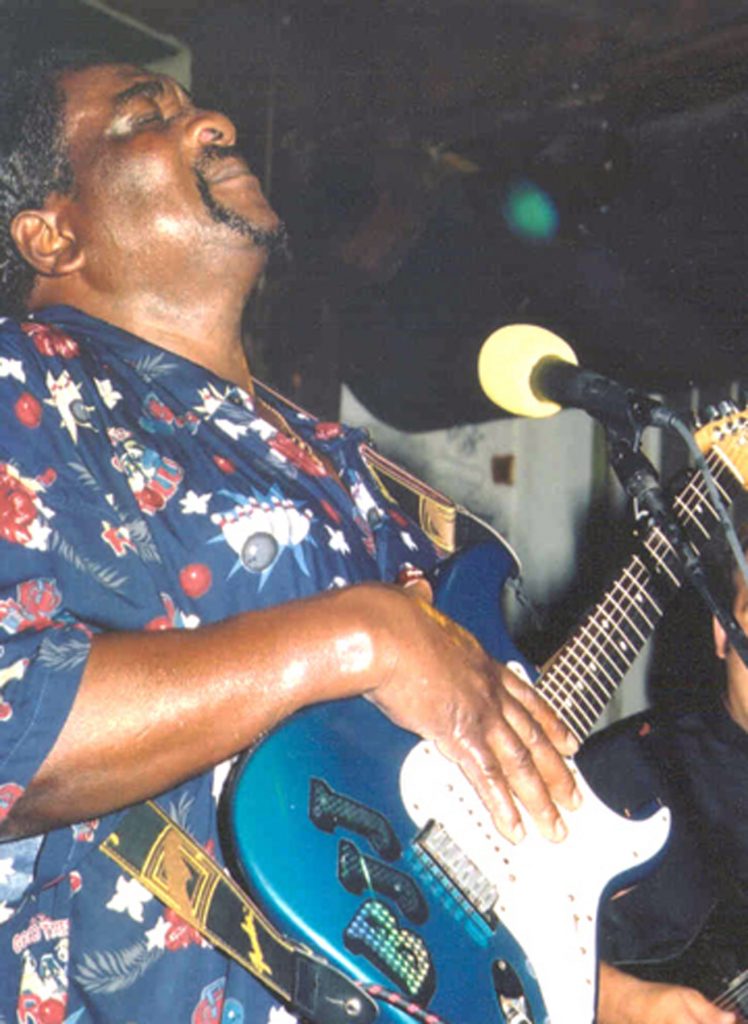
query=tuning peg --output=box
[719,400,738,417]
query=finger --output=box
[501,666,580,756]
[497,686,582,813]
[482,711,571,842]
[437,731,528,845]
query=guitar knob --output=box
[704,404,719,422]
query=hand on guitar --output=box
[597,963,739,1024]
[366,581,581,845]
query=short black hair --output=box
[0,50,109,316]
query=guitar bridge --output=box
[417,820,499,922]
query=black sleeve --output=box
[577,714,717,970]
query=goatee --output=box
[194,151,290,260]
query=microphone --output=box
[478,324,668,427]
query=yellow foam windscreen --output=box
[478,324,578,418]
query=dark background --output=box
[3,0,748,427]
[3,0,747,701]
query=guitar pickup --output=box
[417,820,499,918]
[309,778,401,861]
[338,839,429,925]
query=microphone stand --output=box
[603,413,748,671]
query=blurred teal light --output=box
[503,180,559,241]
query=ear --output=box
[10,204,84,279]
[713,614,730,660]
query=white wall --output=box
[83,0,192,88]
[341,384,652,727]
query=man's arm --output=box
[1,582,580,843]
[597,963,737,1024]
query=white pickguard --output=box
[400,742,670,1024]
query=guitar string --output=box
[540,527,678,732]
[537,449,732,738]
[535,442,731,736]
[538,550,669,737]
[541,558,652,695]
[714,972,748,1017]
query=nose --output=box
[187,108,237,149]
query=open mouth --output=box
[204,157,253,185]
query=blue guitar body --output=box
[223,540,670,1024]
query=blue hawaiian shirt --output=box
[0,305,437,1024]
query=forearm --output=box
[598,963,650,1024]
[3,582,398,837]
[3,575,581,847]
[597,962,735,1024]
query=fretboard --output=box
[536,447,739,741]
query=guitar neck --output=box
[715,969,748,1022]
[535,447,739,741]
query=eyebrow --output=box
[113,79,167,112]
[112,77,194,113]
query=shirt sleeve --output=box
[578,714,715,967]
[0,318,93,826]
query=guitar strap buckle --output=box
[293,951,375,1024]
[100,801,377,1024]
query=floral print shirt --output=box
[0,305,437,1024]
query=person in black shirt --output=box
[584,535,748,1024]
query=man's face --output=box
[54,63,286,286]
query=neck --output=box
[28,253,265,390]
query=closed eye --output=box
[134,110,167,128]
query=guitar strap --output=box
[257,377,503,557]
[98,384,504,1023]
[99,800,377,1024]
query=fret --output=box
[540,485,723,738]
[673,463,726,538]
[544,677,594,739]
[537,554,664,727]
[709,438,747,487]
[564,624,619,689]
[554,640,612,708]
[641,531,683,589]
[602,586,649,645]
[673,493,717,539]
[548,652,604,720]
[532,412,748,742]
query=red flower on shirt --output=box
[163,907,205,951]
[268,432,327,476]
[21,321,80,358]
[0,465,39,546]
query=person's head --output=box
[0,53,287,316]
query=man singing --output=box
[0,54,578,1022]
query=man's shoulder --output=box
[577,710,671,815]
[578,701,716,813]
[0,312,27,342]
[0,313,39,379]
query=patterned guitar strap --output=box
[100,800,377,1024]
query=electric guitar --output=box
[222,408,748,1024]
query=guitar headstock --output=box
[694,406,748,489]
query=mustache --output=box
[195,144,247,176]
